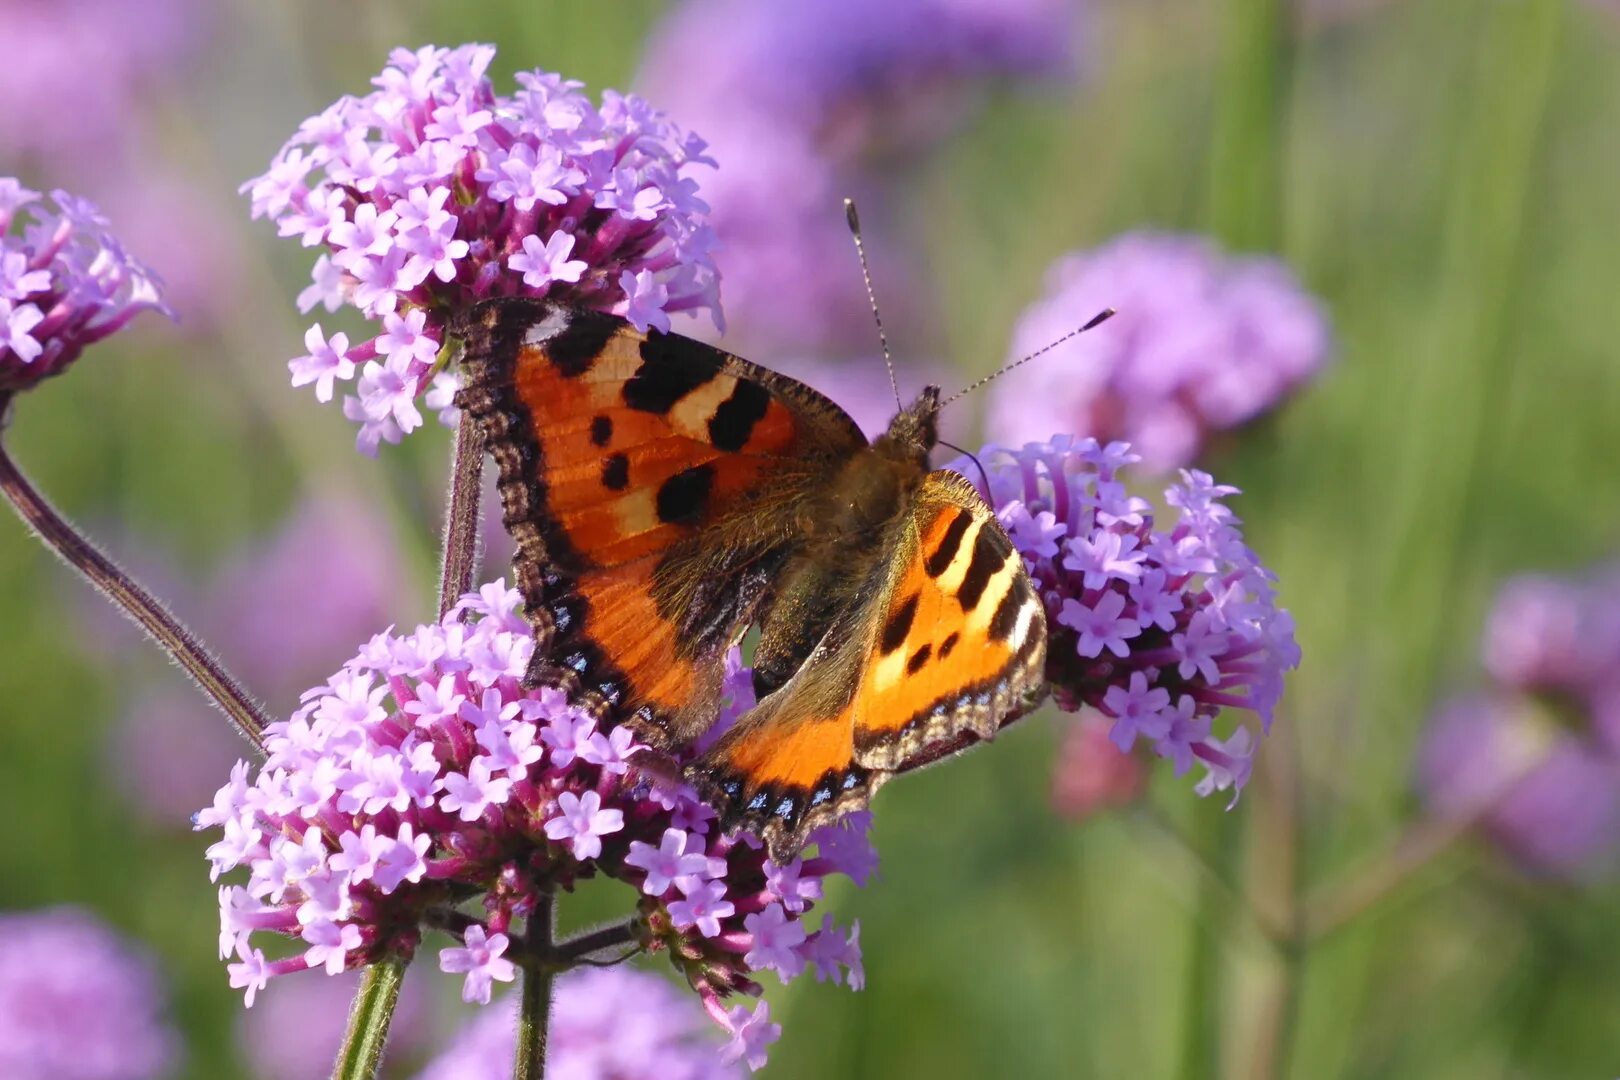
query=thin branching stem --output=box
[514,891,558,1080]
[0,401,269,748]
[438,415,485,619]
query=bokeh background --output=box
[4,0,1620,1077]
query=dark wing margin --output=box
[454,297,868,746]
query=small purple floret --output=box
[243,44,723,454]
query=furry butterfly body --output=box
[456,298,1045,859]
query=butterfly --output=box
[454,297,1046,860]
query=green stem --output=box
[438,415,485,618]
[0,406,269,749]
[330,957,408,1080]
[514,891,558,1080]
[1205,0,1294,251]
[1179,4,1294,1076]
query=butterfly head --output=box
[876,385,941,462]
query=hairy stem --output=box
[554,918,640,962]
[514,891,557,1080]
[438,415,486,619]
[331,957,408,1080]
[0,412,269,749]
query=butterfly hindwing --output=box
[691,470,1047,860]
[456,298,867,746]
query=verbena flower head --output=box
[1417,694,1620,878]
[952,437,1300,802]
[1481,568,1620,704]
[1416,564,1620,878]
[985,233,1332,470]
[199,581,866,1073]
[243,44,723,454]
[0,907,179,1080]
[0,181,171,394]
[637,0,1079,351]
[415,967,740,1079]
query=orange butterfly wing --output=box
[691,471,1047,860]
[455,299,866,746]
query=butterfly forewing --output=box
[459,298,1047,861]
[455,299,865,745]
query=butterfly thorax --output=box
[799,386,940,549]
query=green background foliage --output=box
[3,1,1619,1076]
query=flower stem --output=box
[330,957,408,1080]
[0,408,269,749]
[514,890,557,1080]
[554,918,640,963]
[438,415,486,620]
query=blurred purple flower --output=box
[952,437,1300,802]
[0,0,199,166]
[0,181,171,393]
[98,497,407,824]
[1416,563,1620,878]
[239,968,433,1080]
[1417,695,1620,879]
[414,968,739,1080]
[94,168,245,331]
[0,907,179,1080]
[1051,712,1146,820]
[200,581,866,1073]
[244,44,723,454]
[1481,568,1620,703]
[985,233,1333,470]
[638,0,1082,351]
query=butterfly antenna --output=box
[938,438,993,497]
[844,198,903,411]
[938,307,1117,410]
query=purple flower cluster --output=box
[199,581,867,1072]
[954,437,1300,801]
[985,233,1333,470]
[0,180,170,393]
[415,967,741,1079]
[637,0,1079,350]
[0,907,179,1080]
[1417,566,1620,877]
[243,44,723,454]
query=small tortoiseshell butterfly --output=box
[455,298,1045,860]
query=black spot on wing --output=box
[589,415,613,447]
[989,579,1025,642]
[957,525,1011,611]
[939,631,960,658]
[655,464,715,525]
[601,452,630,491]
[880,593,919,655]
[707,379,771,451]
[626,331,725,412]
[906,643,933,675]
[543,309,620,377]
[925,512,973,577]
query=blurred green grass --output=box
[5,1,1620,1077]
